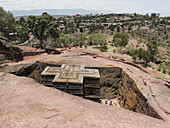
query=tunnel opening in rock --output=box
[7,61,163,120]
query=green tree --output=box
[131,40,158,67]
[88,24,96,33]
[64,26,68,34]
[128,23,133,33]
[27,12,59,48]
[76,21,79,29]
[147,40,158,62]
[109,25,115,33]
[77,33,87,48]
[84,41,88,49]
[117,25,120,32]
[100,43,108,52]
[68,21,75,33]
[91,34,107,51]
[47,21,59,38]
[56,34,77,47]
[18,17,26,26]
[113,38,122,47]
[79,27,84,33]
[88,34,95,45]
[113,33,129,47]
[151,13,157,18]
[16,17,29,43]
[0,7,24,61]
[0,7,16,41]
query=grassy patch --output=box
[155,75,170,81]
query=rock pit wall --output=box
[120,71,162,119]
[1,61,163,119]
[90,66,162,119]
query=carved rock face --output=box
[0,62,163,119]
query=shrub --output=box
[162,69,166,74]
[84,42,88,49]
[100,43,108,52]
[157,67,161,71]
[127,44,135,55]
[113,38,122,47]
[117,47,126,54]
[113,33,129,47]
[113,49,116,53]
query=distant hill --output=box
[10,9,112,17]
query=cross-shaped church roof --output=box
[41,64,100,84]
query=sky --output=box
[0,0,170,16]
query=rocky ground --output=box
[0,46,170,127]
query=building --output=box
[41,64,100,101]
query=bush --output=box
[162,69,166,74]
[157,67,161,71]
[113,33,129,47]
[84,42,88,49]
[88,34,107,46]
[117,47,126,54]
[113,49,116,53]
[100,44,108,52]
[113,38,122,47]
[127,44,135,55]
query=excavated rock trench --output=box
[4,61,163,120]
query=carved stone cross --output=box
[41,64,100,84]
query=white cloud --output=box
[0,0,169,15]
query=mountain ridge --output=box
[10,8,112,17]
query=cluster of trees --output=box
[27,12,59,48]
[88,34,107,51]
[16,17,29,43]
[130,40,158,66]
[55,33,87,48]
[54,34,76,48]
[60,12,162,35]
[0,7,23,61]
[111,32,159,66]
[53,33,107,51]
[88,24,104,34]
[158,61,170,74]
[112,33,129,47]
[0,7,108,51]
[0,7,16,41]
[0,7,60,49]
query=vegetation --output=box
[27,12,59,48]
[128,40,158,66]
[0,6,169,72]
[17,17,29,43]
[0,7,23,61]
[55,34,77,48]
[158,62,170,74]
[0,7,16,42]
[113,33,129,47]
